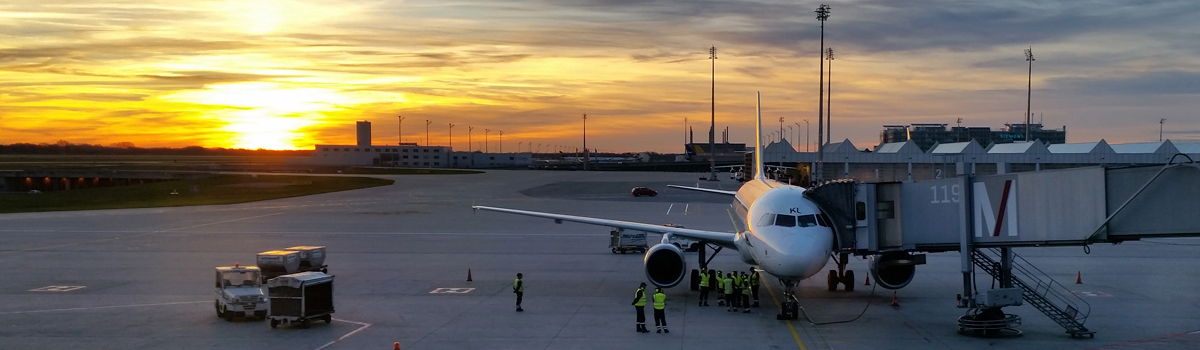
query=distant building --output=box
[685,142,747,162]
[881,123,1066,152]
[287,122,531,168]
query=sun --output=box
[162,82,350,149]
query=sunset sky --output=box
[1,0,1197,152]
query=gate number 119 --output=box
[930,185,961,204]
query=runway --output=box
[0,170,1197,349]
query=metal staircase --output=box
[972,248,1095,338]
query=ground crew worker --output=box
[749,267,761,307]
[716,270,726,306]
[632,282,649,333]
[698,268,710,306]
[723,272,735,312]
[513,273,524,312]
[653,287,668,333]
[729,272,742,310]
[740,271,752,313]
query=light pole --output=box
[468,126,474,152]
[788,125,794,148]
[537,143,542,153]
[498,131,503,153]
[397,115,404,144]
[582,114,588,171]
[708,45,718,181]
[1025,47,1034,142]
[779,117,785,141]
[826,47,834,141]
[802,120,809,152]
[1160,118,1166,141]
[448,123,455,149]
[485,129,490,153]
[815,4,831,183]
[425,120,432,146]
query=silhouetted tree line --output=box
[0,141,310,156]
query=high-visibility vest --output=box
[513,278,523,293]
[699,272,710,287]
[634,287,646,307]
[750,271,760,286]
[653,292,666,310]
[741,276,751,293]
[733,275,742,289]
[723,277,734,294]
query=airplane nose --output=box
[773,233,830,278]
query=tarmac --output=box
[0,169,1198,350]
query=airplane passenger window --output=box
[798,214,818,228]
[775,214,796,227]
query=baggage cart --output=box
[609,230,648,254]
[267,271,334,329]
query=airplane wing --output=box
[667,184,737,196]
[472,205,737,247]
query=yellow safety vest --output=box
[699,272,710,287]
[634,287,646,307]
[513,278,523,293]
[750,271,760,286]
[741,276,751,293]
[653,292,666,310]
[723,277,734,294]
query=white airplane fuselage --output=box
[731,178,834,283]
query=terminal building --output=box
[760,138,1200,183]
[881,123,1067,152]
[287,121,532,168]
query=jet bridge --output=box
[803,157,1200,338]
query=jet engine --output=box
[870,253,923,290]
[643,243,687,287]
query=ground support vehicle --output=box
[267,272,335,329]
[609,230,648,254]
[214,265,268,321]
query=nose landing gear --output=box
[776,280,801,320]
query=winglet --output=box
[755,92,765,180]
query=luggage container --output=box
[256,250,301,282]
[283,246,328,272]
[267,271,334,329]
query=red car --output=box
[631,187,657,197]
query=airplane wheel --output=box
[270,319,279,329]
[826,270,839,291]
[843,270,855,292]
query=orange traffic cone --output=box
[467,269,473,282]
[864,275,871,286]
[393,342,401,350]
[890,292,900,307]
[1075,271,1082,284]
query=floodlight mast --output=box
[826,47,834,142]
[815,4,831,183]
[708,45,718,181]
[1025,47,1034,142]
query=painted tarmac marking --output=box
[1073,291,1113,297]
[430,288,475,294]
[28,285,85,292]
[761,274,809,350]
[666,204,674,215]
[0,212,284,255]
[313,318,372,350]
[1084,328,1200,350]
[0,300,206,315]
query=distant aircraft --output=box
[474,93,856,319]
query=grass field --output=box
[0,175,394,213]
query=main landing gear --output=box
[777,280,801,320]
[827,252,855,292]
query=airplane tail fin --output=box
[755,92,765,180]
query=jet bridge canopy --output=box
[839,161,1200,253]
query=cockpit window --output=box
[797,214,818,227]
[757,213,774,227]
[774,214,796,227]
[818,213,831,227]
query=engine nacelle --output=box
[870,253,922,290]
[643,243,687,288]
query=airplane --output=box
[472,93,913,320]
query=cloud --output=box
[1050,71,1200,95]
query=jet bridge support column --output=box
[959,173,975,308]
